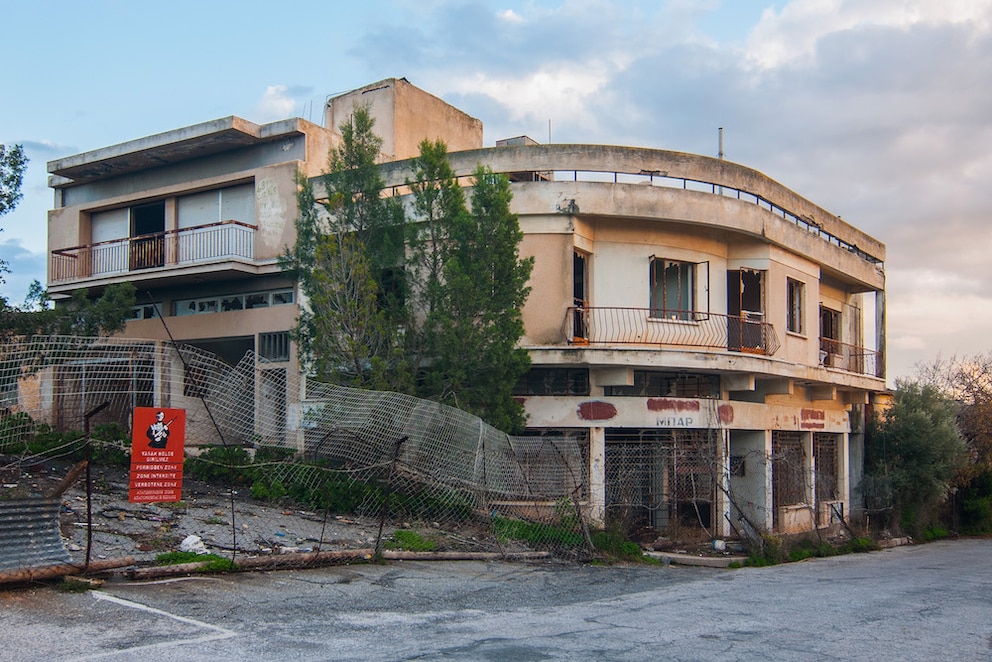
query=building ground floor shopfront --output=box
[522,396,859,538]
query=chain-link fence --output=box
[0,335,592,579]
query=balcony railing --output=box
[563,307,782,356]
[820,337,883,378]
[51,220,256,284]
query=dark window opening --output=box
[651,258,694,320]
[130,201,165,269]
[604,371,719,398]
[259,332,291,362]
[513,367,590,396]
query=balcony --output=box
[820,337,883,378]
[50,220,256,285]
[562,307,782,356]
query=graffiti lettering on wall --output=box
[656,417,695,427]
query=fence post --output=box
[82,401,110,569]
[374,435,409,560]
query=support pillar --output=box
[588,426,606,527]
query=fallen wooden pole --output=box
[128,548,376,580]
[381,550,552,561]
[0,557,135,585]
[127,548,553,580]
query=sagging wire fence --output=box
[0,335,592,580]
[0,336,855,580]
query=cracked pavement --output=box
[1,538,990,661]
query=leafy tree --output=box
[863,380,967,535]
[405,139,471,372]
[426,165,533,432]
[0,144,28,286]
[284,107,409,390]
[288,126,533,431]
[916,353,992,532]
[0,144,27,219]
[0,282,136,338]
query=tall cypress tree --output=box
[430,165,534,432]
[285,106,410,390]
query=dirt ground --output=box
[1,457,545,571]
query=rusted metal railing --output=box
[562,307,782,356]
[50,220,256,284]
[819,337,882,378]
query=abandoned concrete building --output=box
[45,77,887,538]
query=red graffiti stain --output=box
[646,399,701,412]
[801,421,826,429]
[718,404,734,424]
[801,409,825,421]
[577,401,618,421]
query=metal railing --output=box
[820,337,883,378]
[382,149,884,267]
[562,307,782,356]
[50,220,256,284]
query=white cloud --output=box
[497,8,524,24]
[746,0,992,69]
[251,85,297,123]
[435,65,615,135]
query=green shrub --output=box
[493,515,585,548]
[154,551,236,572]
[838,537,877,554]
[590,529,643,560]
[385,529,437,552]
[922,526,950,541]
[745,535,786,567]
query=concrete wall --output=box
[325,78,483,161]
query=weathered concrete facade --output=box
[45,78,886,539]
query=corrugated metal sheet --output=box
[0,497,71,572]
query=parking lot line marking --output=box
[70,592,237,660]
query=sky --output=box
[2,0,991,383]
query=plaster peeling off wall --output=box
[256,178,288,250]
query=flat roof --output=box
[48,117,310,185]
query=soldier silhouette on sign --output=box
[146,411,171,449]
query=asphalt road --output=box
[1,538,990,661]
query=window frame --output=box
[649,257,696,321]
[786,277,805,335]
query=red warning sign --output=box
[129,407,186,503]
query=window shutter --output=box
[221,184,255,224]
[91,208,129,243]
[178,190,218,229]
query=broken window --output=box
[650,258,694,320]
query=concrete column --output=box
[839,431,850,514]
[717,428,731,538]
[588,426,606,527]
[763,429,774,531]
[802,431,814,506]
[876,290,886,380]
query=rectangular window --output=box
[604,371,719,398]
[259,332,291,362]
[650,258,694,320]
[787,278,805,334]
[513,367,590,396]
[175,289,294,316]
[271,290,295,306]
[129,304,158,321]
